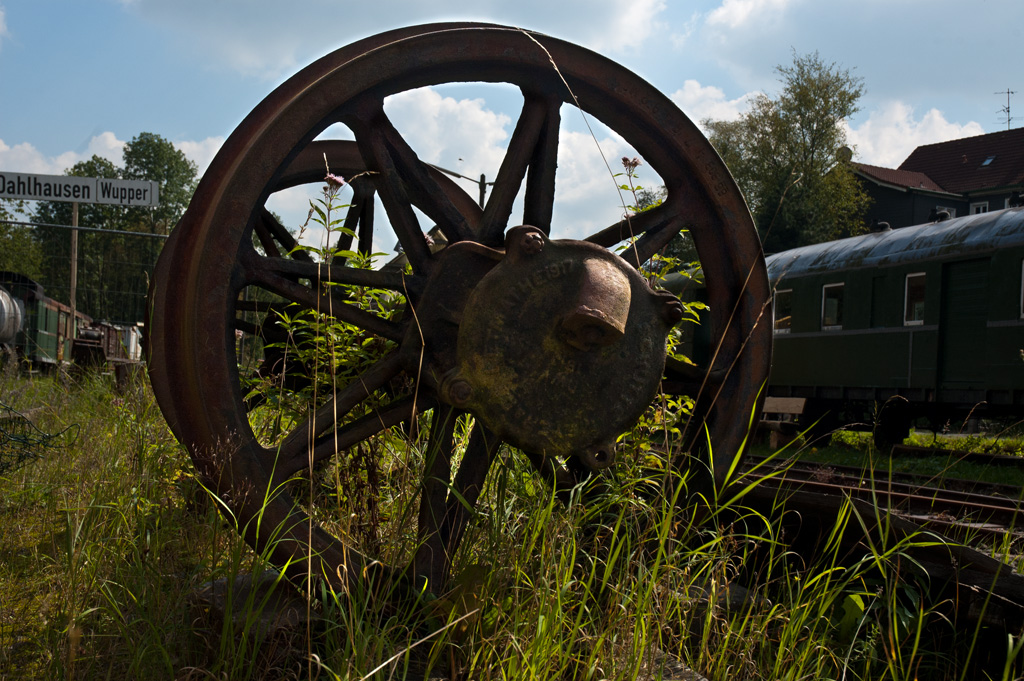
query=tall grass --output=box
[1,367,1022,679]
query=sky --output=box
[1,0,1021,245]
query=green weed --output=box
[2,372,1023,679]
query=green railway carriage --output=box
[766,207,1024,445]
[0,271,88,367]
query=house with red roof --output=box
[851,127,1024,229]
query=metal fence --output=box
[2,219,168,325]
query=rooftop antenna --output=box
[996,88,1016,130]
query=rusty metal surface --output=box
[147,23,772,594]
[450,226,677,469]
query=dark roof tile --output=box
[898,128,1024,193]
[852,163,947,192]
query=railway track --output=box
[739,453,1024,539]
[734,450,1024,628]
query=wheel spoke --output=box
[522,95,561,237]
[233,317,261,336]
[334,192,360,257]
[269,395,426,484]
[410,406,459,588]
[586,202,683,246]
[346,98,472,270]
[236,299,289,315]
[253,214,282,259]
[586,201,700,269]
[256,254,423,295]
[480,93,560,245]
[256,207,313,262]
[243,258,403,342]
[618,221,685,271]
[662,356,725,396]
[271,351,405,462]
[330,177,377,262]
[521,449,584,498]
[440,421,500,560]
[350,178,376,257]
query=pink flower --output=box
[325,173,346,188]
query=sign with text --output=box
[0,171,160,207]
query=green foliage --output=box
[703,51,872,252]
[0,199,43,278]
[29,133,196,323]
[121,132,198,235]
[241,170,400,449]
[3,371,1024,678]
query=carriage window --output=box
[822,283,843,330]
[774,289,792,334]
[904,273,926,325]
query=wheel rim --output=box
[148,24,771,594]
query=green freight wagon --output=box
[0,272,89,368]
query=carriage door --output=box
[938,258,989,389]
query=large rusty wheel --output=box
[148,24,771,595]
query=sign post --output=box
[70,202,78,336]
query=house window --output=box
[904,273,926,325]
[971,202,989,214]
[822,283,844,330]
[936,205,957,218]
[774,289,792,334]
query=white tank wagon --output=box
[0,285,24,347]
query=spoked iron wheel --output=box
[147,23,771,596]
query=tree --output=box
[0,200,43,278]
[30,133,197,323]
[703,51,871,252]
[122,132,197,234]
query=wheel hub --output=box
[441,226,683,469]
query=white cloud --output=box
[0,132,223,181]
[845,102,986,168]
[706,0,795,28]
[0,6,8,51]
[118,0,671,80]
[176,136,224,175]
[85,132,127,165]
[592,0,667,52]
[0,140,55,174]
[670,12,701,49]
[550,128,636,240]
[383,88,512,177]
[0,134,124,175]
[670,80,756,126]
